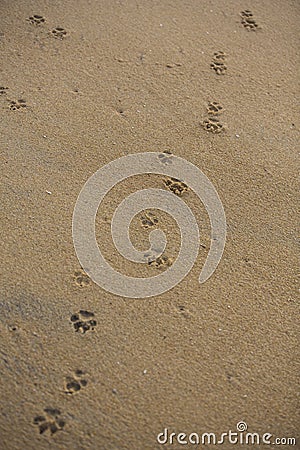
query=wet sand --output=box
[0,0,299,449]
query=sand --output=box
[0,0,299,449]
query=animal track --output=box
[202,116,224,133]
[0,86,8,95]
[207,101,223,115]
[51,27,67,39]
[240,10,259,31]
[8,99,27,110]
[163,177,189,196]
[148,255,173,269]
[27,15,45,25]
[65,369,88,394]
[33,408,65,435]
[210,51,227,75]
[202,101,224,133]
[140,211,159,229]
[158,151,174,165]
[73,269,91,287]
[70,310,97,334]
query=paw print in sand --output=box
[27,15,45,25]
[73,269,91,287]
[163,177,189,196]
[33,408,65,435]
[70,310,97,334]
[207,101,223,115]
[0,86,8,95]
[210,51,227,75]
[240,10,259,31]
[148,255,173,269]
[51,27,67,39]
[65,369,88,394]
[202,101,224,133]
[140,211,159,229]
[158,151,174,165]
[202,116,224,134]
[9,99,27,110]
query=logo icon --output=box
[72,152,226,298]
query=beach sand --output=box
[0,0,299,448]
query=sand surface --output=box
[0,0,299,449]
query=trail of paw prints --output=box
[50,27,67,39]
[33,408,65,435]
[27,15,45,25]
[65,370,88,394]
[202,101,224,134]
[8,99,27,110]
[240,10,259,31]
[163,177,189,196]
[73,269,91,287]
[210,51,227,75]
[70,310,97,334]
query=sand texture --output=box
[0,0,299,449]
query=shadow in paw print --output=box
[9,99,27,110]
[33,408,65,435]
[51,27,67,39]
[163,177,189,196]
[0,86,8,95]
[65,369,88,394]
[27,15,45,25]
[70,310,97,334]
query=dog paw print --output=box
[210,51,227,75]
[8,99,27,110]
[158,151,174,165]
[0,86,8,95]
[140,211,159,229]
[202,116,224,134]
[207,101,223,116]
[27,15,45,25]
[51,27,67,39]
[73,269,91,287]
[240,10,259,31]
[148,255,173,269]
[65,369,88,394]
[202,101,224,133]
[143,249,160,263]
[70,310,97,334]
[33,408,65,435]
[163,177,189,196]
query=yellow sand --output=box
[0,0,298,448]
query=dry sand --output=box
[0,0,299,449]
